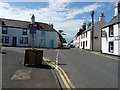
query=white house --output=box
[101,2,120,56]
[73,32,80,48]
[0,15,61,48]
[79,13,106,51]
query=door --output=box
[49,40,54,48]
[83,41,85,49]
[12,37,17,47]
[40,39,46,47]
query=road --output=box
[44,48,119,88]
[2,48,59,88]
[3,47,119,88]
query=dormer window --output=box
[22,29,27,35]
[109,25,114,37]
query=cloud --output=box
[0,1,102,43]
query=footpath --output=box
[2,50,61,89]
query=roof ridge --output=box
[0,18,49,25]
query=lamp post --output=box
[91,11,94,51]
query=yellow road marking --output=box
[43,58,76,89]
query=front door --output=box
[83,41,85,49]
[49,40,54,48]
[12,37,17,47]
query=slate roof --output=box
[0,18,2,27]
[0,18,57,32]
[102,14,120,28]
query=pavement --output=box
[2,50,61,89]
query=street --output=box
[2,47,119,88]
[2,48,60,88]
[44,48,119,88]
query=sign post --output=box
[30,29,36,49]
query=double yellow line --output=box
[43,58,76,90]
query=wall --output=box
[46,31,59,48]
[93,21,106,51]
[1,26,60,48]
[118,24,120,56]
[79,30,91,50]
[102,24,119,56]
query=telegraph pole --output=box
[91,11,94,51]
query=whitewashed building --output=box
[79,13,106,51]
[73,32,80,48]
[0,15,61,48]
[101,2,120,56]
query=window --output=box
[2,27,8,34]
[20,37,28,44]
[81,42,82,47]
[22,29,27,35]
[86,41,87,47]
[2,36,9,43]
[109,42,114,53]
[20,37,24,44]
[41,31,46,38]
[24,37,28,44]
[101,30,107,37]
[109,25,114,37]
[86,32,87,38]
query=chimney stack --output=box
[87,23,91,29]
[115,2,120,16]
[82,23,86,31]
[99,12,105,21]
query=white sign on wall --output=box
[114,35,120,40]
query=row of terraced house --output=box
[72,2,120,56]
[0,15,62,48]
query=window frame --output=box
[86,32,87,38]
[2,36,9,43]
[22,29,28,35]
[109,25,114,37]
[86,41,87,47]
[2,26,8,34]
[109,42,114,53]
[20,37,28,44]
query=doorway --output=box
[12,37,17,47]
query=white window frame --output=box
[109,25,114,37]
[109,42,114,53]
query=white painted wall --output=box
[79,30,91,50]
[1,26,60,48]
[2,27,29,46]
[73,36,79,48]
[102,24,120,56]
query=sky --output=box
[0,0,117,43]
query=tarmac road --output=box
[44,48,119,88]
[2,49,60,89]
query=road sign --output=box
[30,29,36,34]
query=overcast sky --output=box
[0,0,117,43]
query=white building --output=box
[101,2,120,56]
[79,13,106,51]
[73,32,80,48]
[0,15,61,48]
